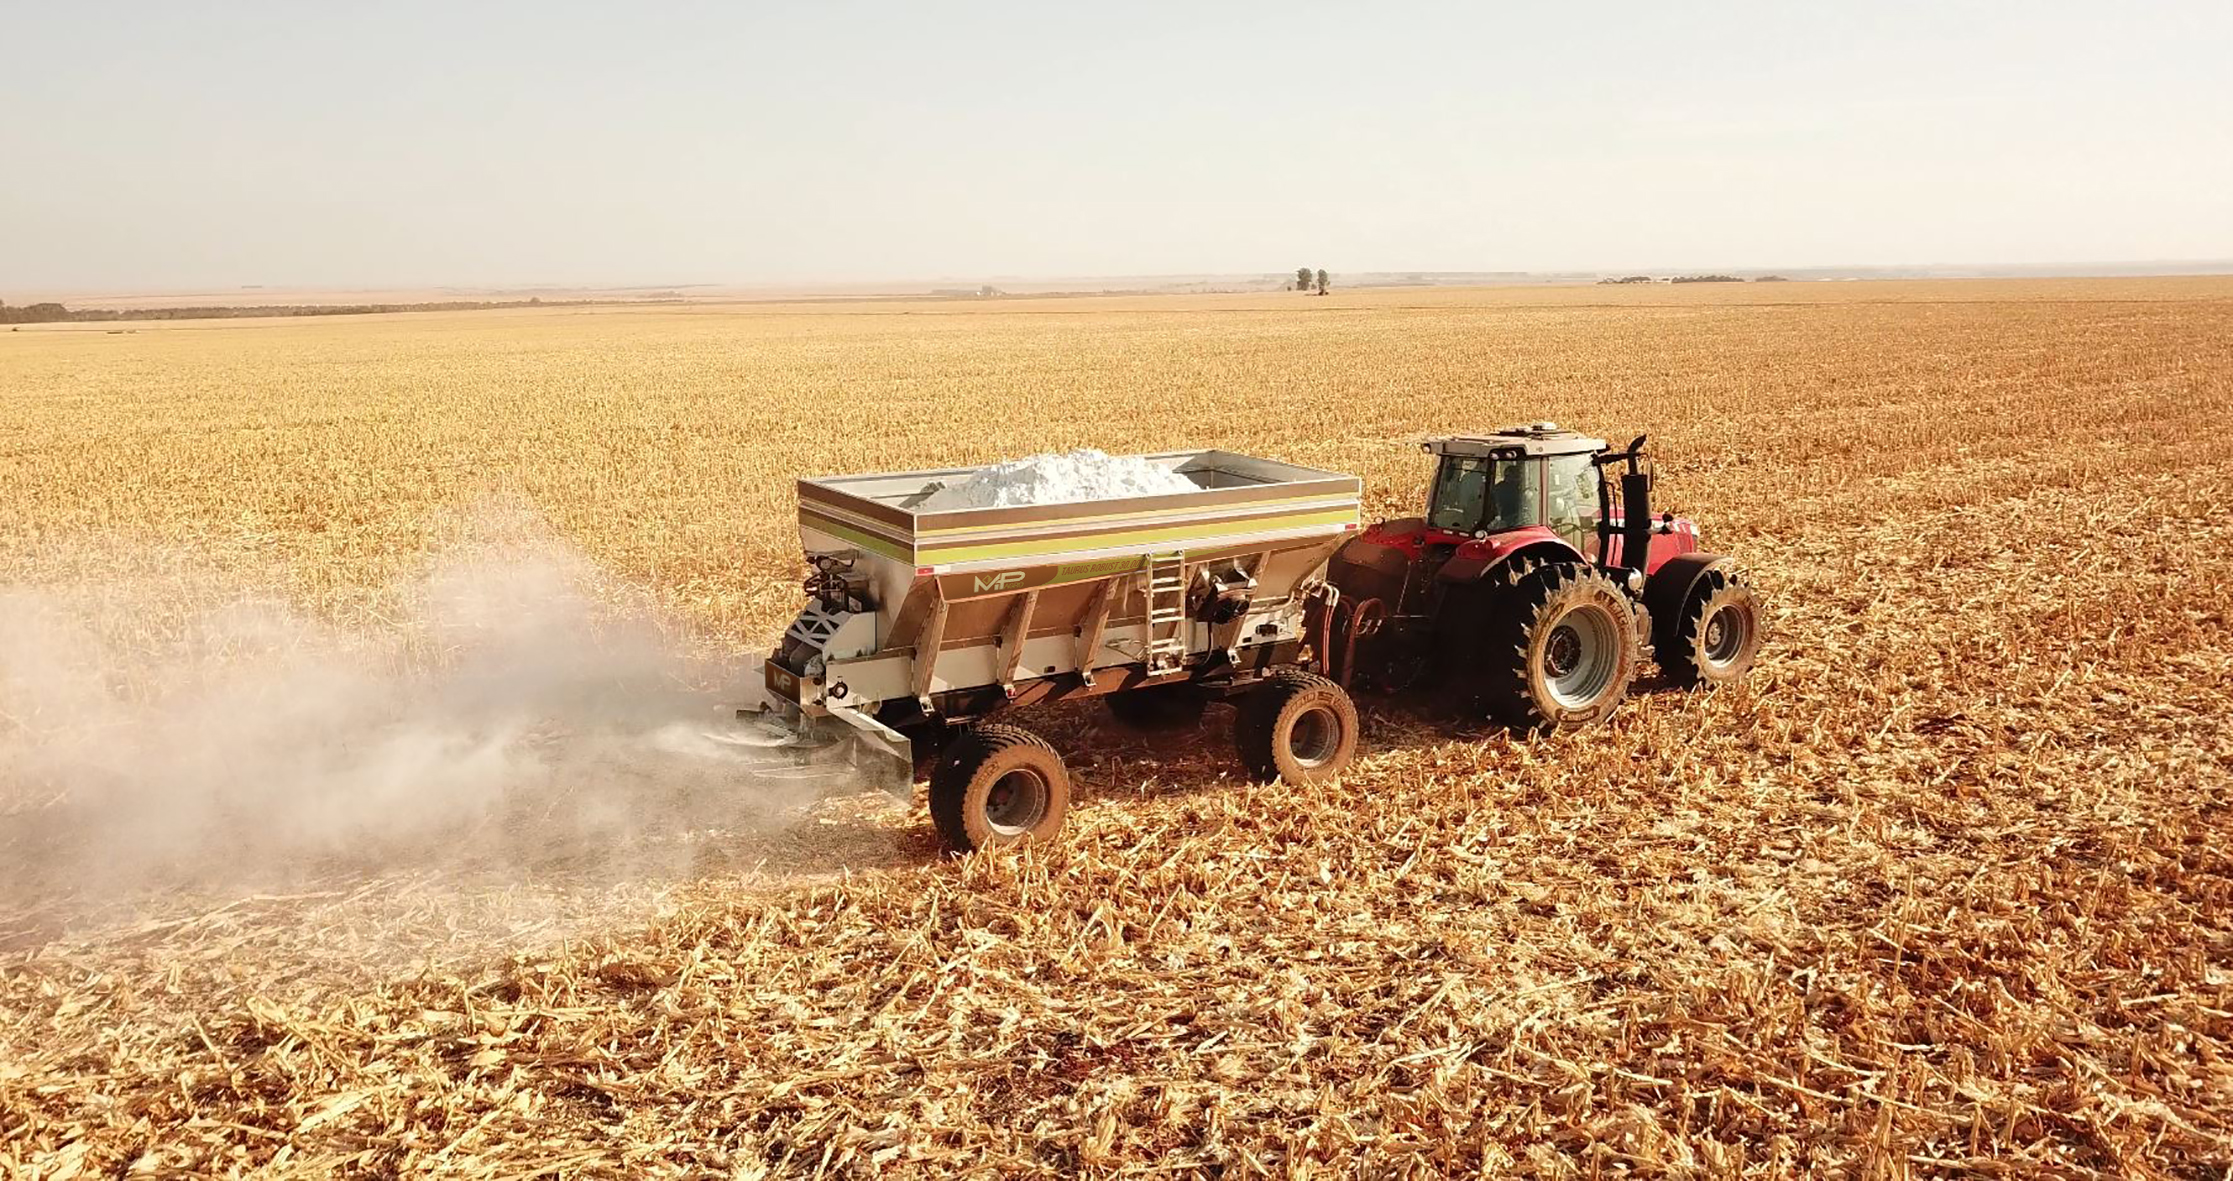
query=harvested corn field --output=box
[1,278,2230,1177]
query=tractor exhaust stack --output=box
[1620,468,1652,577]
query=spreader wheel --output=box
[1103,683,1208,731]
[1478,562,1639,733]
[1231,669,1300,759]
[1235,671,1359,783]
[1656,567,1762,688]
[928,723,1072,852]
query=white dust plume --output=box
[0,530,889,911]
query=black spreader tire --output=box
[1103,683,1208,731]
[1230,670,1288,759]
[1478,562,1639,733]
[1233,668,1314,757]
[928,723,1071,853]
[1235,671,1360,783]
[1656,567,1763,688]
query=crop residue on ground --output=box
[0,280,2228,1176]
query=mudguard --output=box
[1436,527,1581,585]
[1326,520,1428,617]
[1642,552,1735,651]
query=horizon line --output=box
[12,258,2233,305]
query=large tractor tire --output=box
[1655,567,1763,688]
[1235,671,1360,783]
[1478,562,1639,733]
[1103,683,1208,731]
[928,723,1071,852]
[1427,551,1563,684]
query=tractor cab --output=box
[1422,422,1606,552]
[1324,419,1759,726]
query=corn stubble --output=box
[2,279,2230,1176]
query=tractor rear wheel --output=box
[1656,567,1762,687]
[928,723,1071,852]
[1103,683,1207,730]
[1478,562,1639,733]
[1235,671,1359,783]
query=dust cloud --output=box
[0,522,888,916]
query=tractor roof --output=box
[1423,422,1606,459]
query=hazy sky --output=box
[5,1,2229,292]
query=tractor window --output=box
[1489,460,1541,530]
[1430,457,1541,533]
[1427,457,1489,530]
[1545,453,1600,549]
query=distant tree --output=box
[1296,266,1314,292]
[1315,269,1330,295]
[0,302,69,324]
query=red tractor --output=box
[1320,423,1761,731]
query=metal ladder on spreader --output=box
[1143,552,1189,670]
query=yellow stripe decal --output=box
[917,507,1357,563]
[800,514,913,562]
[801,500,913,540]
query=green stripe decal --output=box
[917,507,1357,564]
[799,513,913,562]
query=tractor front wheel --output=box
[1656,568,1762,687]
[1235,671,1359,783]
[928,723,1072,852]
[1478,562,1638,733]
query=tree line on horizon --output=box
[1596,274,1787,285]
[0,296,664,324]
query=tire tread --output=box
[1235,670,1359,782]
[1655,568,1761,688]
[928,722,1065,852]
[1476,561,1638,733]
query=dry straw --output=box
[2,280,2228,1176]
